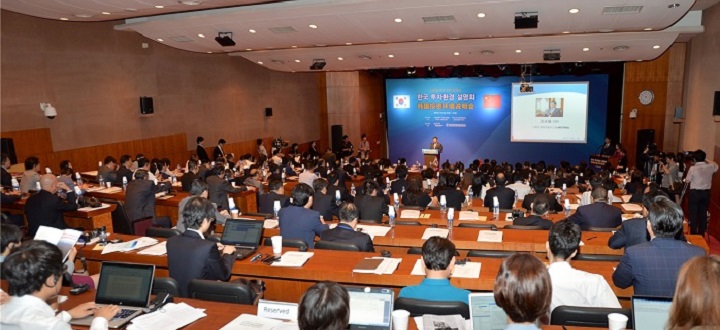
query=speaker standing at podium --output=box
[429,137,443,153]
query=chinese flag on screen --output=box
[483,94,501,109]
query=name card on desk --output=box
[264,219,279,229]
[477,230,503,243]
[257,300,298,321]
[221,314,281,330]
[458,211,480,221]
[421,228,449,239]
[400,210,421,219]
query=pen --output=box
[250,253,262,263]
[587,236,597,241]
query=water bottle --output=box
[35,182,41,191]
[11,178,19,192]
[75,172,83,186]
[353,168,357,176]
[350,183,356,196]
[493,196,500,219]
[171,174,177,185]
[562,183,567,196]
[281,171,286,183]
[122,176,128,191]
[99,226,107,245]
[386,177,391,186]
[393,192,400,213]
[575,176,579,186]
[440,195,447,214]
[401,186,405,194]
[564,199,571,217]
[388,206,396,228]
[447,207,454,228]
[273,200,281,219]
[335,190,341,206]
[467,187,473,206]
[98,175,104,188]
[514,190,518,206]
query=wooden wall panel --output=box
[0,128,54,168]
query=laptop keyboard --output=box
[113,309,136,320]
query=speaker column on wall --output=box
[331,125,343,154]
[265,107,273,117]
[140,96,154,115]
[636,129,655,168]
[0,138,18,164]
[713,91,720,116]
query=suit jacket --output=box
[258,192,289,214]
[115,166,133,185]
[180,171,198,192]
[206,175,242,211]
[429,142,443,153]
[522,193,563,212]
[124,179,160,222]
[25,190,77,237]
[213,146,224,161]
[278,206,328,248]
[312,192,338,221]
[612,238,705,297]
[1,167,11,187]
[437,188,465,210]
[483,186,515,209]
[327,184,353,203]
[320,223,374,252]
[401,191,432,208]
[167,230,235,297]
[608,217,686,249]
[197,145,210,163]
[513,215,553,229]
[354,194,388,222]
[390,179,408,195]
[568,202,622,230]
[98,165,117,184]
[548,107,563,117]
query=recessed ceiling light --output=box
[448,37,459,40]
[636,59,643,62]
[246,48,252,51]
[125,8,138,12]
[60,17,69,21]
[338,57,344,61]
[157,38,164,42]
[653,45,661,49]
[345,42,352,45]
[644,27,653,31]
[180,0,203,5]
[101,12,111,15]
[388,54,394,58]
[206,51,212,53]
[416,38,424,42]
[568,8,580,14]
[308,24,318,29]
[515,49,522,53]
[155,5,164,8]
[197,33,205,38]
[477,13,486,18]
[582,47,589,51]
[249,29,256,33]
[394,18,403,23]
[668,3,680,8]
[74,13,93,18]
[562,31,571,34]
[258,61,264,64]
[453,52,460,56]
[291,45,298,48]
[294,59,300,63]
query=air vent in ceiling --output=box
[422,15,456,24]
[602,6,643,14]
[268,26,298,34]
[169,36,194,42]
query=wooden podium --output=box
[422,149,440,169]
[590,154,619,171]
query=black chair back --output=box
[400,206,424,211]
[394,297,470,319]
[152,277,181,297]
[263,238,309,251]
[396,220,421,226]
[97,199,133,235]
[146,227,182,238]
[187,279,254,305]
[458,223,498,230]
[573,254,622,262]
[550,306,632,328]
[467,250,514,258]
[359,219,383,224]
[314,240,361,252]
[503,225,543,230]
[243,212,273,219]
[407,247,459,256]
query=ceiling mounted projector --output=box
[215,32,235,47]
[310,59,327,70]
[515,12,538,29]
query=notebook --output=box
[70,262,155,329]
[221,219,264,260]
[469,293,507,330]
[345,286,394,330]
[632,295,673,330]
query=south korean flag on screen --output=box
[393,95,410,109]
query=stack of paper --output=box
[458,211,479,221]
[77,203,112,212]
[137,241,167,255]
[271,252,314,267]
[477,230,503,243]
[400,210,421,219]
[621,203,643,212]
[264,219,279,229]
[101,237,158,254]
[622,213,644,221]
[85,186,105,193]
[356,225,391,239]
[220,314,282,330]
[421,228,449,239]
[99,187,123,194]
[352,257,401,275]
[621,195,632,203]
[129,303,205,330]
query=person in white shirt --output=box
[298,159,319,187]
[506,172,532,201]
[1,240,118,330]
[685,149,718,236]
[546,219,621,312]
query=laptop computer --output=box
[469,292,507,330]
[70,262,155,329]
[632,295,673,330]
[221,218,264,260]
[345,286,394,330]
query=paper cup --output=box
[270,235,283,256]
[231,182,237,187]
[105,182,112,188]
[392,309,410,330]
[231,209,239,218]
[608,313,628,330]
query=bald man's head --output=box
[39,174,58,193]
[495,172,507,186]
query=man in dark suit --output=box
[483,173,515,209]
[115,154,133,186]
[1,153,12,187]
[258,179,289,215]
[213,139,226,161]
[522,174,563,213]
[312,178,338,222]
[167,196,236,297]
[124,170,171,228]
[568,186,622,230]
[390,165,408,195]
[613,196,706,297]
[278,183,329,248]
[181,159,200,192]
[206,164,253,212]
[320,203,374,252]
[354,181,388,222]
[429,136,443,153]
[608,192,686,249]
[24,174,78,237]
[546,100,563,117]
[97,156,118,184]
[437,174,465,210]
[600,138,615,156]
[196,136,210,163]
[513,193,554,229]
[326,172,353,203]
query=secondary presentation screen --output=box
[510,82,589,143]
[385,75,608,165]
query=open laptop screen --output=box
[221,219,264,247]
[95,262,155,307]
[345,286,394,329]
[632,295,673,330]
[469,293,507,330]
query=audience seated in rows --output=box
[567,186,622,230]
[494,253,552,330]
[25,174,78,237]
[484,172,515,209]
[354,181,388,222]
[513,194,554,229]
[124,170,171,228]
[399,237,470,304]
[258,179,290,215]
[319,203,374,252]
[176,179,229,232]
[298,281,349,330]
[312,178,338,222]
[279,183,328,248]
